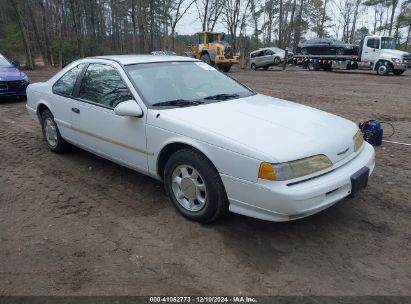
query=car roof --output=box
[87,55,199,65]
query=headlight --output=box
[258,155,332,181]
[391,58,401,64]
[353,129,364,152]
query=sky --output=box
[174,0,408,41]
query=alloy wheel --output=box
[171,165,207,212]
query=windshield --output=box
[125,61,253,106]
[207,33,220,43]
[381,37,396,49]
[0,55,12,67]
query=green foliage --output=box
[0,21,24,61]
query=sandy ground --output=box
[0,65,410,296]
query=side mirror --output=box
[114,100,143,117]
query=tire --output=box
[250,63,257,70]
[393,70,404,76]
[219,66,231,72]
[41,109,68,153]
[263,66,269,70]
[200,54,214,67]
[323,63,333,71]
[308,62,320,71]
[164,149,228,223]
[376,62,390,76]
[301,48,308,55]
[273,57,281,65]
[336,48,345,55]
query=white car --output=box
[26,55,375,223]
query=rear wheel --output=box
[308,62,321,71]
[250,63,257,70]
[263,66,269,70]
[336,48,345,55]
[393,70,404,76]
[323,63,333,71]
[41,109,68,153]
[164,149,228,223]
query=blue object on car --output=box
[359,120,383,146]
[0,53,30,98]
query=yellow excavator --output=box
[185,32,239,72]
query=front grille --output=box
[224,47,233,59]
[403,55,411,64]
[0,80,25,92]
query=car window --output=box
[319,39,330,44]
[53,63,85,96]
[307,39,318,44]
[264,49,274,55]
[0,54,12,67]
[367,38,379,49]
[79,63,133,108]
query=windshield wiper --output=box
[203,93,239,100]
[152,99,204,107]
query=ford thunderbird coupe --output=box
[26,55,375,223]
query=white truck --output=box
[295,36,411,76]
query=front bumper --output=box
[0,80,29,97]
[393,62,411,70]
[215,56,239,65]
[221,143,375,222]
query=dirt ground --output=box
[0,65,410,296]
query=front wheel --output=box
[164,149,228,223]
[250,63,257,70]
[393,70,404,76]
[41,109,68,153]
[376,62,390,76]
[273,57,281,65]
[200,54,214,67]
[219,66,231,72]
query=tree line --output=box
[0,0,409,69]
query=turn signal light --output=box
[258,162,276,181]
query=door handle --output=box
[72,108,80,114]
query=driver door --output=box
[71,62,149,172]
[362,37,380,64]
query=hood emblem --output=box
[337,147,350,155]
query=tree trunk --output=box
[11,0,34,69]
[388,0,398,36]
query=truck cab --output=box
[361,36,411,76]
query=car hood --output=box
[156,94,358,164]
[0,67,26,81]
[380,49,409,58]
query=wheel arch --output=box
[36,102,52,120]
[373,59,393,71]
[156,140,218,180]
[201,49,216,62]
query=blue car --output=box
[0,53,30,99]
